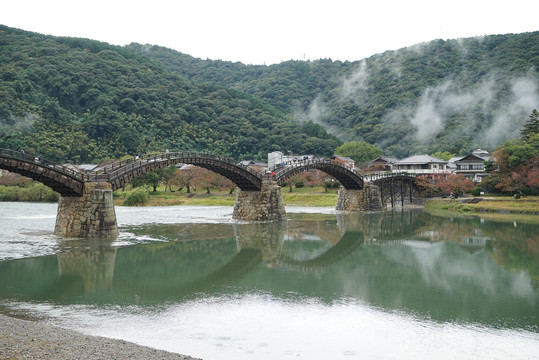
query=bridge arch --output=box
[0,149,84,196]
[90,152,263,191]
[272,159,364,190]
[276,231,364,271]
[369,174,421,207]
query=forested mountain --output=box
[127,32,539,157]
[1,25,537,164]
[0,25,341,163]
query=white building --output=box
[268,151,312,168]
[393,154,449,174]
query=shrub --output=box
[295,181,304,188]
[471,187,482,196]
[0,184,58,202]
[123,188,148,206]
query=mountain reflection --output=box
[0,210,537,329]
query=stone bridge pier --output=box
[233,180,286,221]
[55,182,118,238]
[336,184,383,212]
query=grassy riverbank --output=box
[113,185,340,207]
[424,197,539,223]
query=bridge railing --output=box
[0,148,85,181]
[361,171,417,182]
[268,157,361,178]
[90,151,263,181]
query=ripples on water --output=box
[0,202,538,360]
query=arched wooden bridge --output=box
[1,149,373,196]
[0,149,264,195]
[0,149,85,196]
[0,148,424,238]
[91,152,263,192]
[269,158,364,190]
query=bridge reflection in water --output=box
[1,210,537,331]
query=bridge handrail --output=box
[361,171,417,182]
[268,159,418,183]
[268,157,361,178]
[90,151,263,181]
[0,148,85,181]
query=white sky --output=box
[1,0,538,65]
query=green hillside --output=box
[1,25,537,163]
[128,32,539,157]
[0,25,341,163]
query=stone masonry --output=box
[233,181,286,221]
[55,182,118,238]
[336,184,383,211]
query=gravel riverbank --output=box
[0,314,201,360]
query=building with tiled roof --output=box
[393,154,449,174]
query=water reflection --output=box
[0,210,537,330]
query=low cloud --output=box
[481,76,539,147]
[382,70,538,149]
[341,60,369,103]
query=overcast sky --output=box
[2,0,538,65]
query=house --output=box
[268,151,296,168]
[268,151,315,168]
[454,150,492,182]
[239,160,256,167]
[369,156,399,171]
[330,155,355,170]
[393,154,448,174]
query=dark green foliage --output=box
[334,141,383,163]
[2,25,538,161]
[123,188,148,206]
[0,183,59,202]
[0,25,340,163]
[521,109,539,141]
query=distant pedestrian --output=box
[165,149,169,155]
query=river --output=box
[0,202,538,359]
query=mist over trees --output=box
[130,32,539,157]
[0,25,537,164]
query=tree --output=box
[438,174,474,196]
[430,151,456,161]
[521,109,539,142]
[191,169,219,194]
[170,167,194,193]
[334,141,383,164]
[160,166,177,192]
[143,171,161,192]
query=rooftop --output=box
[396,154,447,165]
